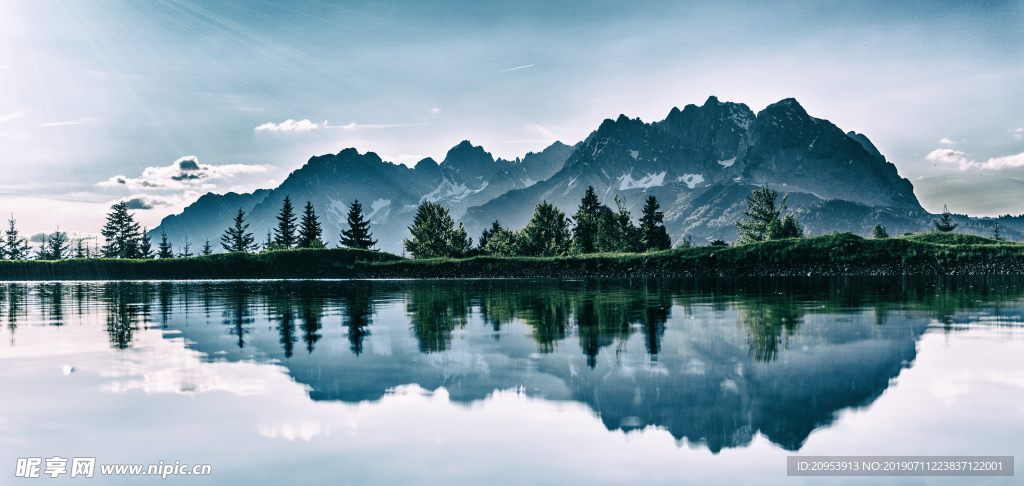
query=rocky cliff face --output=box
[156,96,967,252]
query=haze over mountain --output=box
[153,96,1022,253]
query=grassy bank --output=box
[2,233,1024,281]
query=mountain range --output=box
[152,96,1023,253]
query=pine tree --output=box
[735,186,801,243]
[340,200,377,250]
[158,230,174,259]
[100,202,142,258]
[74,239,86,259]
[595,196,641,253]
[479,221,503,249]
[871,223,889,239]
[201,239,213,256]
[138,228,154,258]
[517,201,572,256]
[221,208,256,253]
[42,228,70,260]
[639,195,672,251]
[274,195,298,249]
[992,223,1003,241]
[180,238,193,258]
[934,205,958,232]
[572,186,602,253]
[402,202,470,258]
[3,214,28,260]
[297,201,324,248]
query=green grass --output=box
[3,232,1023,280]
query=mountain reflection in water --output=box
[3,276,1022,453]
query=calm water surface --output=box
[1,277,1022,484]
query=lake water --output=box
[1,277,1021,484]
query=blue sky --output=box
[1,0,1022,239]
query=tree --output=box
[403,201,471,259]
[572,186,603,253]
[934,205,958,233]
[100,202,142,258]
[595,196,641,253]
[221,208,256,253]
[40,228,70,260]
[297,201,325,248]
[478,221,503,249]
[180,238,193,258]
[201,239,213,256]
[158,230,174,259]
[992,223,1003,241]
[518,201,572,256]
[3,214,29,260]
[871,223,889,239]
[481,225,519,256]
[138,229,154,259]
[639,195,672,251]
[74,239,87,259]
[274,195,298,249]
[340,200,376,250]
[735,186,801,243]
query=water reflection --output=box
[2,276,1023,454]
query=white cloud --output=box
[254,119,318,132]
[527,124,559,140]
[38,117,97,127]
[0,110,27,123]
[939,138,954,144]
[1014,128,1022,140]
[928,148,1024,171]
[98,156,269,190]
[501,64,534,72]
[926,148,972,170]
[431,108,441,114]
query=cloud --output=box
[98,156,269,190]
[926,148,972,170]
[0,65,9,69]
[928,148,1024,171]
[120,195,172,210]
[1015,128,1022,140]
[501,64,534,72]
[0,110,28,123]
[431,108,440,114]
[38,117,97,127]
[324,122,428,130]
[527,124,559,140]
[254,119,318,132]
[939,138,955,144]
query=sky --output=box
[1,0,1022,241]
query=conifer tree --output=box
[100,202,142,258]
[74,239,87,259]
[158,230,174,259]
[340,200,377,250]
[403,202,470,258]
[478,221,503,249]
[517,201,572,256]
[735,186,801,242]
[3,214,28,260]
[180,238,193,258]
[138,228,154,258]
[572,186,602,253]
[41,228,70,260]
[201,239,213,256]
[639,195,672,251]
[934,205,958,232]
[297,201,324,248]
[595,196,641,253]
[274,195,298,249]
[992,223,1003,241]
[222,208,256,253]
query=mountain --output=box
[151,141,576,253]
[154,96,1022,253]
[462,96,927,243]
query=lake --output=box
[1,277,1021,484]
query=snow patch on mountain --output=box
[718,157,736,167]
[677,174,704,189]
[367,198,391,223]
[422,178,488,203]
[618,171,666,191]
[629,150,639,160]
